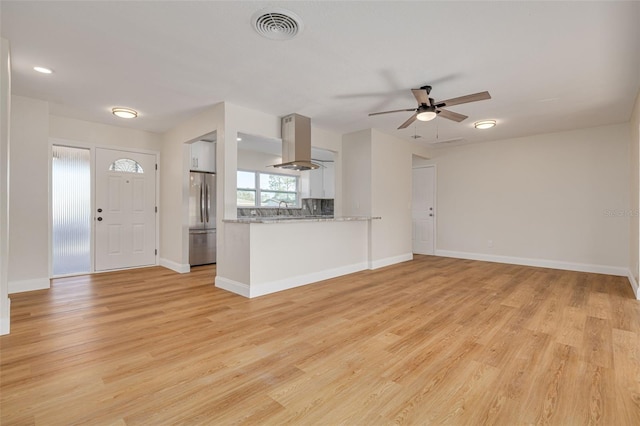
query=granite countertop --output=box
[224,216,381,224]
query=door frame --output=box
[412,164,437,255]
[48,138,160,277]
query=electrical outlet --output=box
[488,239,493,248]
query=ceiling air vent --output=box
[251,8,303,41]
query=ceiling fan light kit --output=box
[474,120,496,129]
[416,110,437,121]
[369,85,491,129]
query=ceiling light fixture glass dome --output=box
[112,107,138,119]
[416,110,437,122]
[474,120,496,129]
[33,66,53,74]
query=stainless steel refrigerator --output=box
[189,171,216,265]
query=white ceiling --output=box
[1,1,639,146]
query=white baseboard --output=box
[369,253,413,270]
[435,250,629,277]
[0,297,9,335]
[8,277,50,294]
[628,269,639,300]
[159,258,190,274]
[250,262,369,298]
[215,276,250,298]
[217,261,369,299]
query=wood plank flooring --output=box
[1,256,639,425]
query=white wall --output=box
[1,38,11,334]
[629,90,640,298]
[159,102,225,272]
[217,220,370,298]
[8,96,50,293]
[430,123,630,274]
[342,129,372,217]
[50,115,160,151]
[370,130,418,266]
[342,128,431,268]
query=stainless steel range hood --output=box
[273,113,320,171]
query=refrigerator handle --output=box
[205,183,210,223]
[200,184,204,223]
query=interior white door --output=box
[412,166,435,255]
[95,148,156,271]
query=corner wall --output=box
[8,96,50,293]
[430,123,630,276]
[342,129,431,269]
[1,38,11,334]
[159,103,225,273]
[629,90,640,298]
[370,130,422,267]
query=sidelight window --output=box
[52,145,91,275]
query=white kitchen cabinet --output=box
[190,140,215,172]
[306,161,335,198]
[309,167,324,198]
[322,162,335,198]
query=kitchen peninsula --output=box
[215,216,380,298]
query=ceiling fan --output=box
[368,85,491,129]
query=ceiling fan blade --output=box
[411,89,431,106]
[436,91,491,108]
[398,113,418,129]
[369,108,415,117]
[437,109,467,122]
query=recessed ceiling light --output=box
[474,120,496,129]
[237,137,242,141]
[33,66,53,74]
[112,107,138,119]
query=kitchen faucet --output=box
[277,200,289,216]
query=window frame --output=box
[237,169,300,208]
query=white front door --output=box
[95,148,156,271]
[412,166,435,255]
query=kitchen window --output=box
[237,170,298,207]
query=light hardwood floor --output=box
[1,256,639,425]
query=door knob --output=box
[429,213,433,217]
[97,208,102,213]
[97,217,103,221]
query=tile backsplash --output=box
[302,198,334,216]
[238,198,334,217]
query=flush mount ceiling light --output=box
[474,120,496,129]
[416,109,437,122]
[252,8,303,40]
[33,66,53,74]
[112,107,138,119]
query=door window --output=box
[108,158,144,173]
